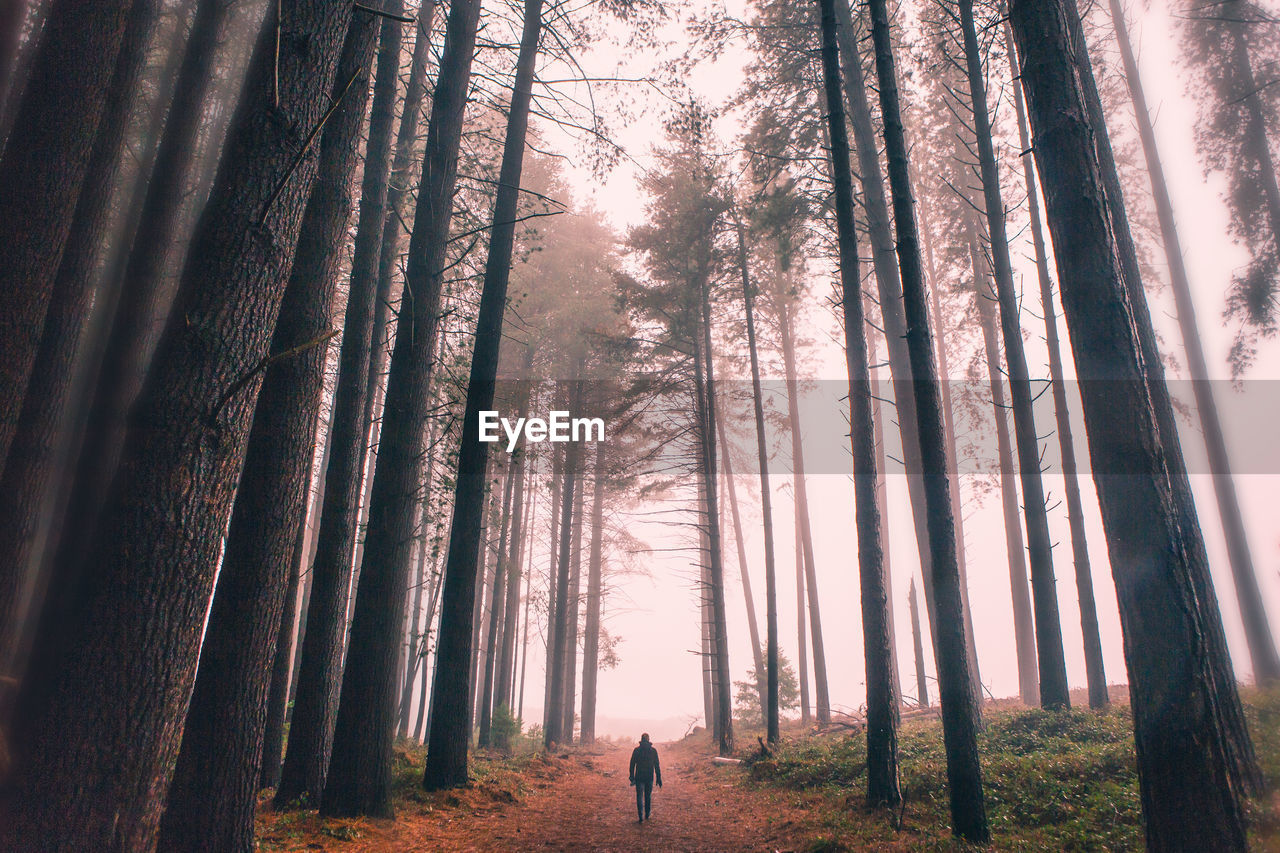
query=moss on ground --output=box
[742,687,1280,851]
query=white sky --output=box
[507,0,1280,737]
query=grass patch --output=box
[744,688,1279,850]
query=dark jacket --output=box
[629,742,661,785]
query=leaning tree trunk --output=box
[734,216,782,742]
[49,0,238,602]
[816,0,899,806]
[0,0,134,469]
[0,0,161,683]
[1002,12,1107,708]
[1008,1,1255,848]
[1109,0,1279,685]
[972,237,1040,707]
[409,0,542,793]
[579,442,606,744]
[958,0,1069,709]
[866,0,987,841]
[1069,3,1260,798]
[275,0,413,809]
[774,293,831,726]
[158,16,381,849]
[0,0,354,845]
[832,0,952,662]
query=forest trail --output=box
[259,738,808,852]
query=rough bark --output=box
[39,0,236,673]
[816,0,899,805]
[958,0,1070,709]
[1,0,354,845]
[1009,1,1254,847]
[0,0,161,681]
[321,0,485,803]
[0,0,134,469]
[1109,0,1278,685]
[866,0,988,840]
[1002,12,1107,708]
[159,18,380,848]
[276,0,411,809]
[410,0,540,791]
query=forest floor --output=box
[256,735,811,851]
[256,686,1280,852]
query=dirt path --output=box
[259,739,808,852]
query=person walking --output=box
[628,733,662,822]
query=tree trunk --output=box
[495,374,533,723]
[832,0,945,662]
[1009,2,1255,847]
[909,579,929,707]
[973,238,1040,707]
[544,372,582,750]
[1064,3,1260,799]
[579,443,606,744]
[1,0,355,844]
[276,0,414,810]
[159,17,380,847]
[1109,0,1278,686]
[734,217,781,742]
[1002,12,1107,708]
[867,327,903,706]
[559,475,585,742]
[479,455,518,747]
[0,0,134,469]
[409,0,540,791]
[794,496,809,725]
[262,479,311,789]
[695,288,733,756]
[958,0,1070,709]
[0,0,28,115]
[866,0,987,840]
[816,0,899,805]
[59,0,238,584]
[917,189,982,701]
[0,0,161,683]
[773,293,831,726]
[716,413,766,711]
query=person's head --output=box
[640,733,650,744]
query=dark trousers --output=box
[634,779,652,819]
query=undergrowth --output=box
[743,687,1280,852]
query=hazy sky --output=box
[511,0,1280,737]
